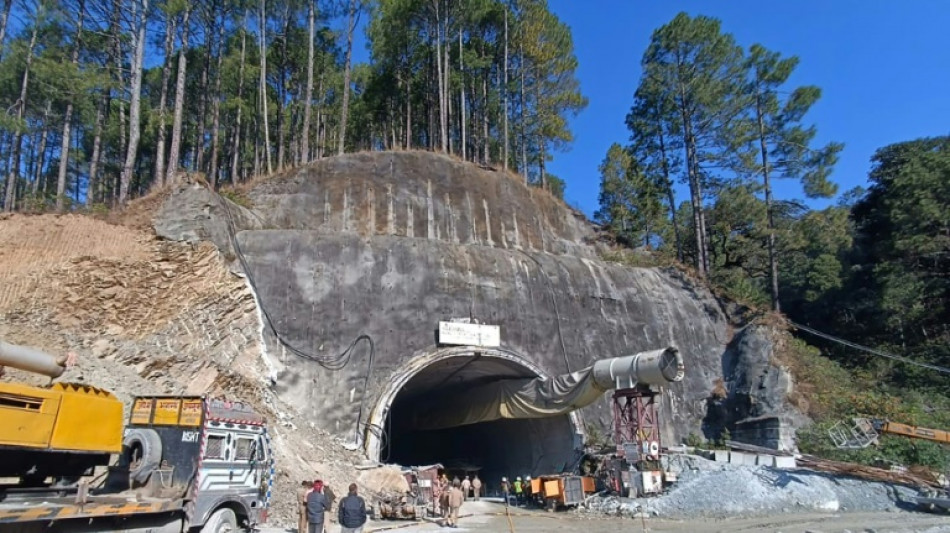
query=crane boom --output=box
[877,420,950,445]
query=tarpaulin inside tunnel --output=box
[410,367,605,430]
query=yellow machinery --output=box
[830,417,950,449]
[0,339,123,484]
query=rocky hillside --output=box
[0,210,365,526]
[0,151,812,526]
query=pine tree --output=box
[738,43,843,311]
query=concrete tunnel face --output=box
[375,351,582,486]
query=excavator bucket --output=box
[828,417,879,449]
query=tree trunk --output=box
[677,82,707,277]
[32,101,51,195]
[258,0,272,174]
[87,89,107,206]
[300,0,315,165]
[0,0,13,61]
[404,62,411,148]
[655,112,682,262]
[756,91,780,311]
[518,40,527,182]
[231,8,248,183]
[154,12,176,187]
[194,7,213,173]
[338,0,357,155]
[166,6,192,185]
[55,0,84,211]
[119,0,149,204]
[208,15,225,187]
[276,2,289,169]
[481,70,488,163]
[459,28,466,161]
[502,8,508,171]
[3,19,38,211]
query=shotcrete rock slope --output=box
[154,151,808,450]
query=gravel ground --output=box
[259,502,950,533]
[578,455,919,520]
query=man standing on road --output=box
[322,482,337,532]
[460,476,471,501]
[338,483,368,533]
[472,475,482,501]
[445,480,464,528]
[297,480,311,533]
[306,480,330,533]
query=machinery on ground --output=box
[0,339,274,532]
[528,474,596,511]
[830,416,950,512]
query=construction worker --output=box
[337,483,368,533]
[323,482,336,532]
[524,475,533,507]
[306,480,330,533]
[512,476,524,505]
[472,475,482,501]
[438,474,450,517]
[297,480,311,533]
[461,476,471,500]
[500,477,510,504]
[445,479,464,528]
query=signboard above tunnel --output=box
[438,321,500,348]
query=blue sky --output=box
[545,0,950,217]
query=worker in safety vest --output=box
[512,476,524,505]
[472,475,482,501]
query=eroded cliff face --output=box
[155,151,807,458]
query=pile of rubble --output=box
[578,454,918,520]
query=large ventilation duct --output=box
[411,347,683,431]
[0,339,69,378]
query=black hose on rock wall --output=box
[219,194,377,442]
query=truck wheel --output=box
[123,428,162,485]
[201,508,238,533]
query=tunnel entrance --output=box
[377,352,580,491]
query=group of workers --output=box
[433,474,482,527]
[296,472,540,532]
[500,475,534,506]
[297,479,368,533]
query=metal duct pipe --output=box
[0,339,68,378]
[591,346,684,390]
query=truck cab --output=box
[115,396,274,531]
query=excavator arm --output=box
[877,420,950,445]
[830,417,950,449]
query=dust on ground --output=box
[259,500,950,533]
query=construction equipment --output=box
[528,474,596,512]
[830,417,950,513]
[830,417,950,450]
[411,347,684,430]
[0,339,274,532]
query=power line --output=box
[788,320,950,375]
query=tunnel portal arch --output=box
[364,347,586,476]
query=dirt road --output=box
[262,501,950,533]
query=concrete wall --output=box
[155,151,807,453]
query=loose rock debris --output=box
[577,454,919,520]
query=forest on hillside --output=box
[596,13,949,468]
[0,0,585,212]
